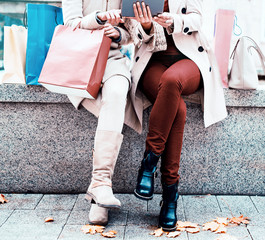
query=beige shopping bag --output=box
[2,25,27,84]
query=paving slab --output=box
[250,196,265,213]
[0,210,13,226]
[0,194,43,210]
[247,213,265,226]
[127,210,160,227]
[36,194,78,210]
[217,196,258,214]
[58,225,125,240]
[4,210,70,225]
[67,209,128,226]
[117,193,147,213]
[182,195,221,214]
[0,224,63,240]
[124,225,189,240]
[72,194,90,210]
[247,226,265,240]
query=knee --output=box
[102,82,128,106]
[159,73,183,93]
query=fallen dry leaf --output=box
[229,215,250,225]
[215,217,229,226]
[81,225,105,235]
[176,226,186,232]
[101,230,117,238]
[215,225,227,234]
[185,227,200,234]
[166,231,181,238]
[203,221,220,232]
[0,194,8,204]
[177,221,199,228]
[44,217,54,222]
[150,228,164,237]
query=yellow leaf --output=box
[215,225,227,234]
[44,217,54,222]
[185,227,200,234]
[203,221,220,232]
[101,231,117,238]
[177,221,198,228]
[150,228,164,237]
[176,226,186,232]
[166,231,181,238]
[229,215,250,225]
[80,224,105,234]
[0,194,8,204]
[215,217,229,226]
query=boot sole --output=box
[85,192,121,209]
[159,225,177,232]
[134,189,153,201]
[88,218,108,226]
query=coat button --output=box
[184,27,189,33]
[181,8,187,14]
[209,66,212,72]
[187,32,192,35]
[137,33,143,40]
[198,46,204,52]
[135,56,140,62]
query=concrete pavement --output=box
[0,194,264,239]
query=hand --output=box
[103,23,120,39]
[133,1,152,32]
[97,9,124,25]
[154,12,174,28]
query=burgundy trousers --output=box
[139,54,202,185]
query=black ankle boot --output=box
[134,150,160,200]
[159,182,179,231]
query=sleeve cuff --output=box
[137,23,154,42]
[112,27,122,43]
[95,12,107,25]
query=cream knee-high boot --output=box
[85,130,123,208]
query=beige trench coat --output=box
[124,0,228,130]
[63,0,227,134]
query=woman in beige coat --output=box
[127,0,228,231]
[62,0,134,226]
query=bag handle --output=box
[23,5,62,29]
[230,36,265,74]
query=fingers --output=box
[133,1,152,31]
[154,13,173,28]
[103,24,119,38]
[133,2,140,21]
[146,5,152,19]
[99,9,122,25]
[136,1,144,18]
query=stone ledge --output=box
[0,83,264,107]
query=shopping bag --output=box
[214,9,235,88]
[25,4,63,85]
[38,25,112,99]
[229,36,265,89]
[2,25,27,84]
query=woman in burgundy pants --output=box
[131,0,227,231]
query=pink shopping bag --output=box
[214,9,235,88]
[39,25,111,99]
